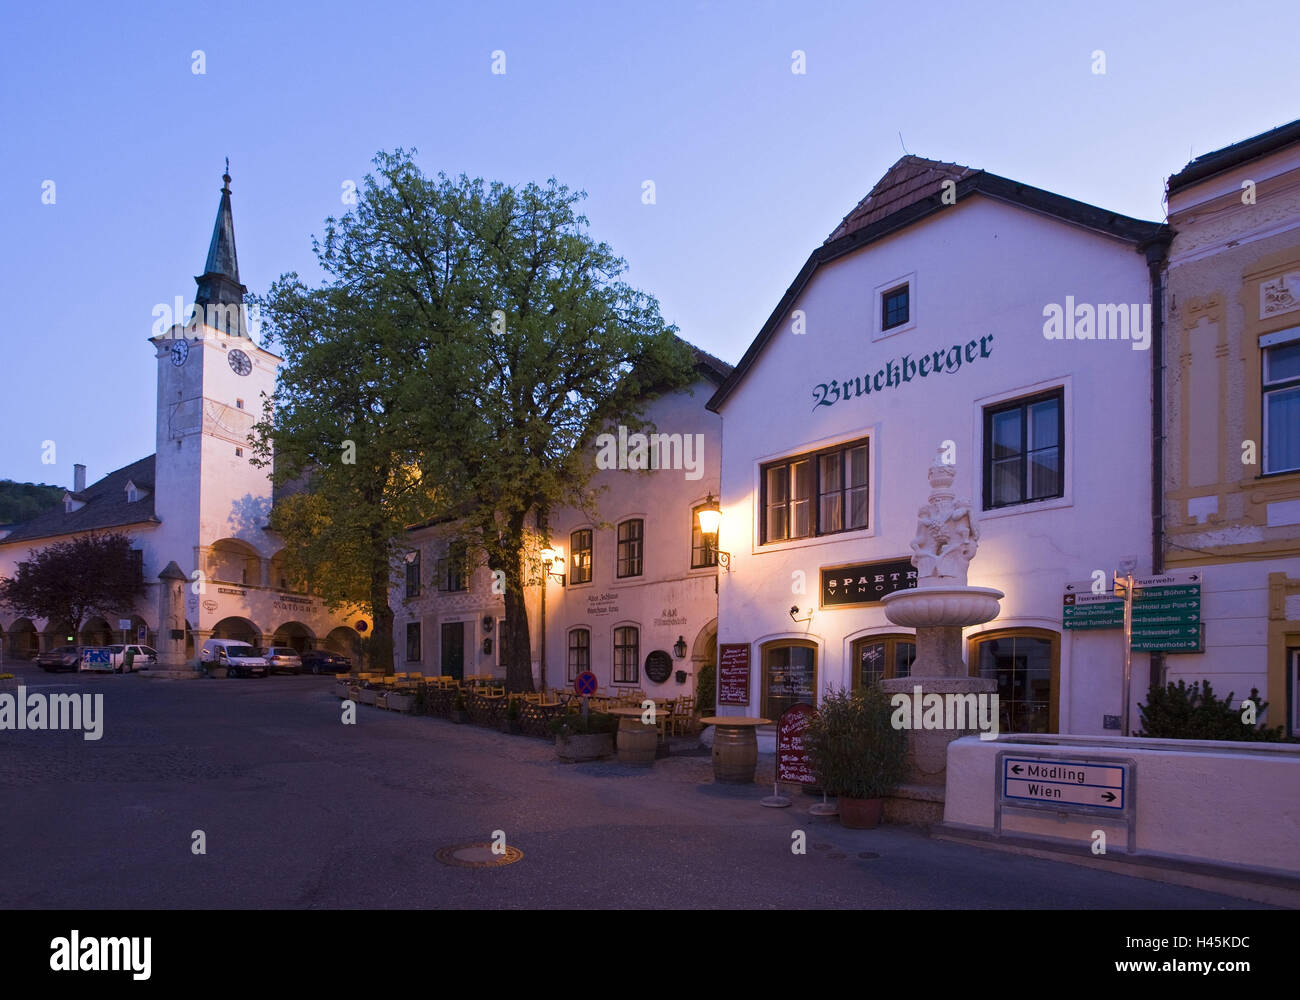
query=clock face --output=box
[228,349,253,376]
[170,340,189,366]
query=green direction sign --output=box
[1129,571,1203,652]
[1062,581,1123,630]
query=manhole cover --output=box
[435,843,524,868]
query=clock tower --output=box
[150,168,280,586]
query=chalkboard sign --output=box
[644,649,673,684]
[718,644,751,706]
[777,703,817,784]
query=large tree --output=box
[0,532,146,638]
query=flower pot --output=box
[347,686,361,703]
[555,732,614,762]
[387,693,413,713]
[334,681,350,699]
[838,797,885,829]
[359,688,378,706]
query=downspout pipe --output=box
[1141,228,1174,689]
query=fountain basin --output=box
[880,586,1004,627]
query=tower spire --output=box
[194,162,247,321]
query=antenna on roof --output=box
[899,131,910,155]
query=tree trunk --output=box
[368,568,395,676]
[501,513,535,693]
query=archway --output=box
[324,626,361,661]
[210,616,260,646]
[8,619,38,659]
[268,549,307,593]
[79,616,113,647]
[206,539,262,587]
[128,614,153,648]
[690,618,718,708]
[44,620,75,650]
[271,620,315,653]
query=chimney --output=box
[74,464,86,493]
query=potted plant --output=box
[452,690,470,724]
[411,685,429,716]
[548,710,616,762]
[806,685,907,829]
[387,688,415,713]
[359,682,379,706]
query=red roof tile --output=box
[825,155,977,243]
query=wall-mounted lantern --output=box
[673,635,687,659]
[696,493,730,571]
[539,545,566,586]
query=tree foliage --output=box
[0,532,146,634]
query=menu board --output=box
[717,644,751,706]
[777,703,817,784]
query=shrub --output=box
[697,662,716,713]
[1137,680,1286,741]
[805,686,908,799]
[548,710,617,737]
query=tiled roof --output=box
[0,455,158,545]
[826,156,977,243]
[682,340,734,383]
[1166,118,1300,195]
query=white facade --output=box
[709,162,1163,736]
[394,370,724,697]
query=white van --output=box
[199,638,268,678]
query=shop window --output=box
[968,628,1059,734]
[1263,334,1300,474]
[405,622,422,662]
[761,438,869,543]
[851,634,915,688]
[613,626,639,684]
[983,389,1064,509]
[570,529,593,584]
[617,519,643,578]
[761,640,817,720]
[568,628,590,682]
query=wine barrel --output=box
[616,716,657,766]
[712,725,758,783]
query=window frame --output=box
[982,387,1065,511]
[760,638,818,721]
[437,542,469,593]
[405,551,421,599]
[616,519,644,579]
[760,437,870,544]
[881,283,910,331]
[613,625,639,684]
[967,627,1060,734]
[567,627,591,682]
[850,633,916,689]
[1262,335,1300,475]
[405,621,422,663]
[570,528,593,585]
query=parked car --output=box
[262,647,303,674]
[198,638,268,678]
[37,645,83,672]
[300,650,352,674]
[107,644,158,673]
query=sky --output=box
[1,0,1297,490]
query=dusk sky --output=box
[2,0,1297,489]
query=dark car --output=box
[37,645,83,672]
[300,650,352,674]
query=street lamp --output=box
[696,493,730,571]
[539,545,566,586]
[673,635,687,659]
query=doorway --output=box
[441,621,465,681]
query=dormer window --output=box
[124,479,149,504]
[62,492,85,514]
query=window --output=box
[438,542,468,592]
[613,626,639,684]
[1263,337,1300,474]
[969,628,1059,734]
[235,447,243,457]
[761,438,869,543]
[405,551,421,599]
[129,549,144,583]
[570,529,593,584]
[568,628,590,682]
[851,634,915,688]
[882,284,909,330]
[691,505,718,568]
[761,640,817,720]
[405,622,422,662]
[236,398,245,410]
[983,389,1063,509]
[126,484,138,503]
[616,519,643,578]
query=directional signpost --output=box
[1129,571,1203,652]
[574,670,597,726]
[1062,580,1124,631]
[1002,756,1127,810]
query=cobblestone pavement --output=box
[0,664,1267,909]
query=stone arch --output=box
[324,626,361,660]
[206,538,262,587]
[268,549,308,593]
[79,616,113,647]
[271,620,315,653]
[44,619,75,650]
[7,618,38,659]
[210,616,260,646]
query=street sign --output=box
[81,647,113,673]
[1062,580,1123,630]
[1002,756,1127,810]
[1128,571,1203,653]
[573,671,598,697]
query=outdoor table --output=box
[609,707,658,766]
[699,716,772,784]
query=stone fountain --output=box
[878,450,1002,824]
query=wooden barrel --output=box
[712,726,757,783]
[617,716,657,766]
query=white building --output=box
[706,156,1169,737]
[394,348,729,698]
[0,171,359,663]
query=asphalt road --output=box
[0,663,1266,909]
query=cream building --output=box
[0,170,360,664]
[1164,119,1300,735]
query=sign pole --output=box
[1117,572,1133,737]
